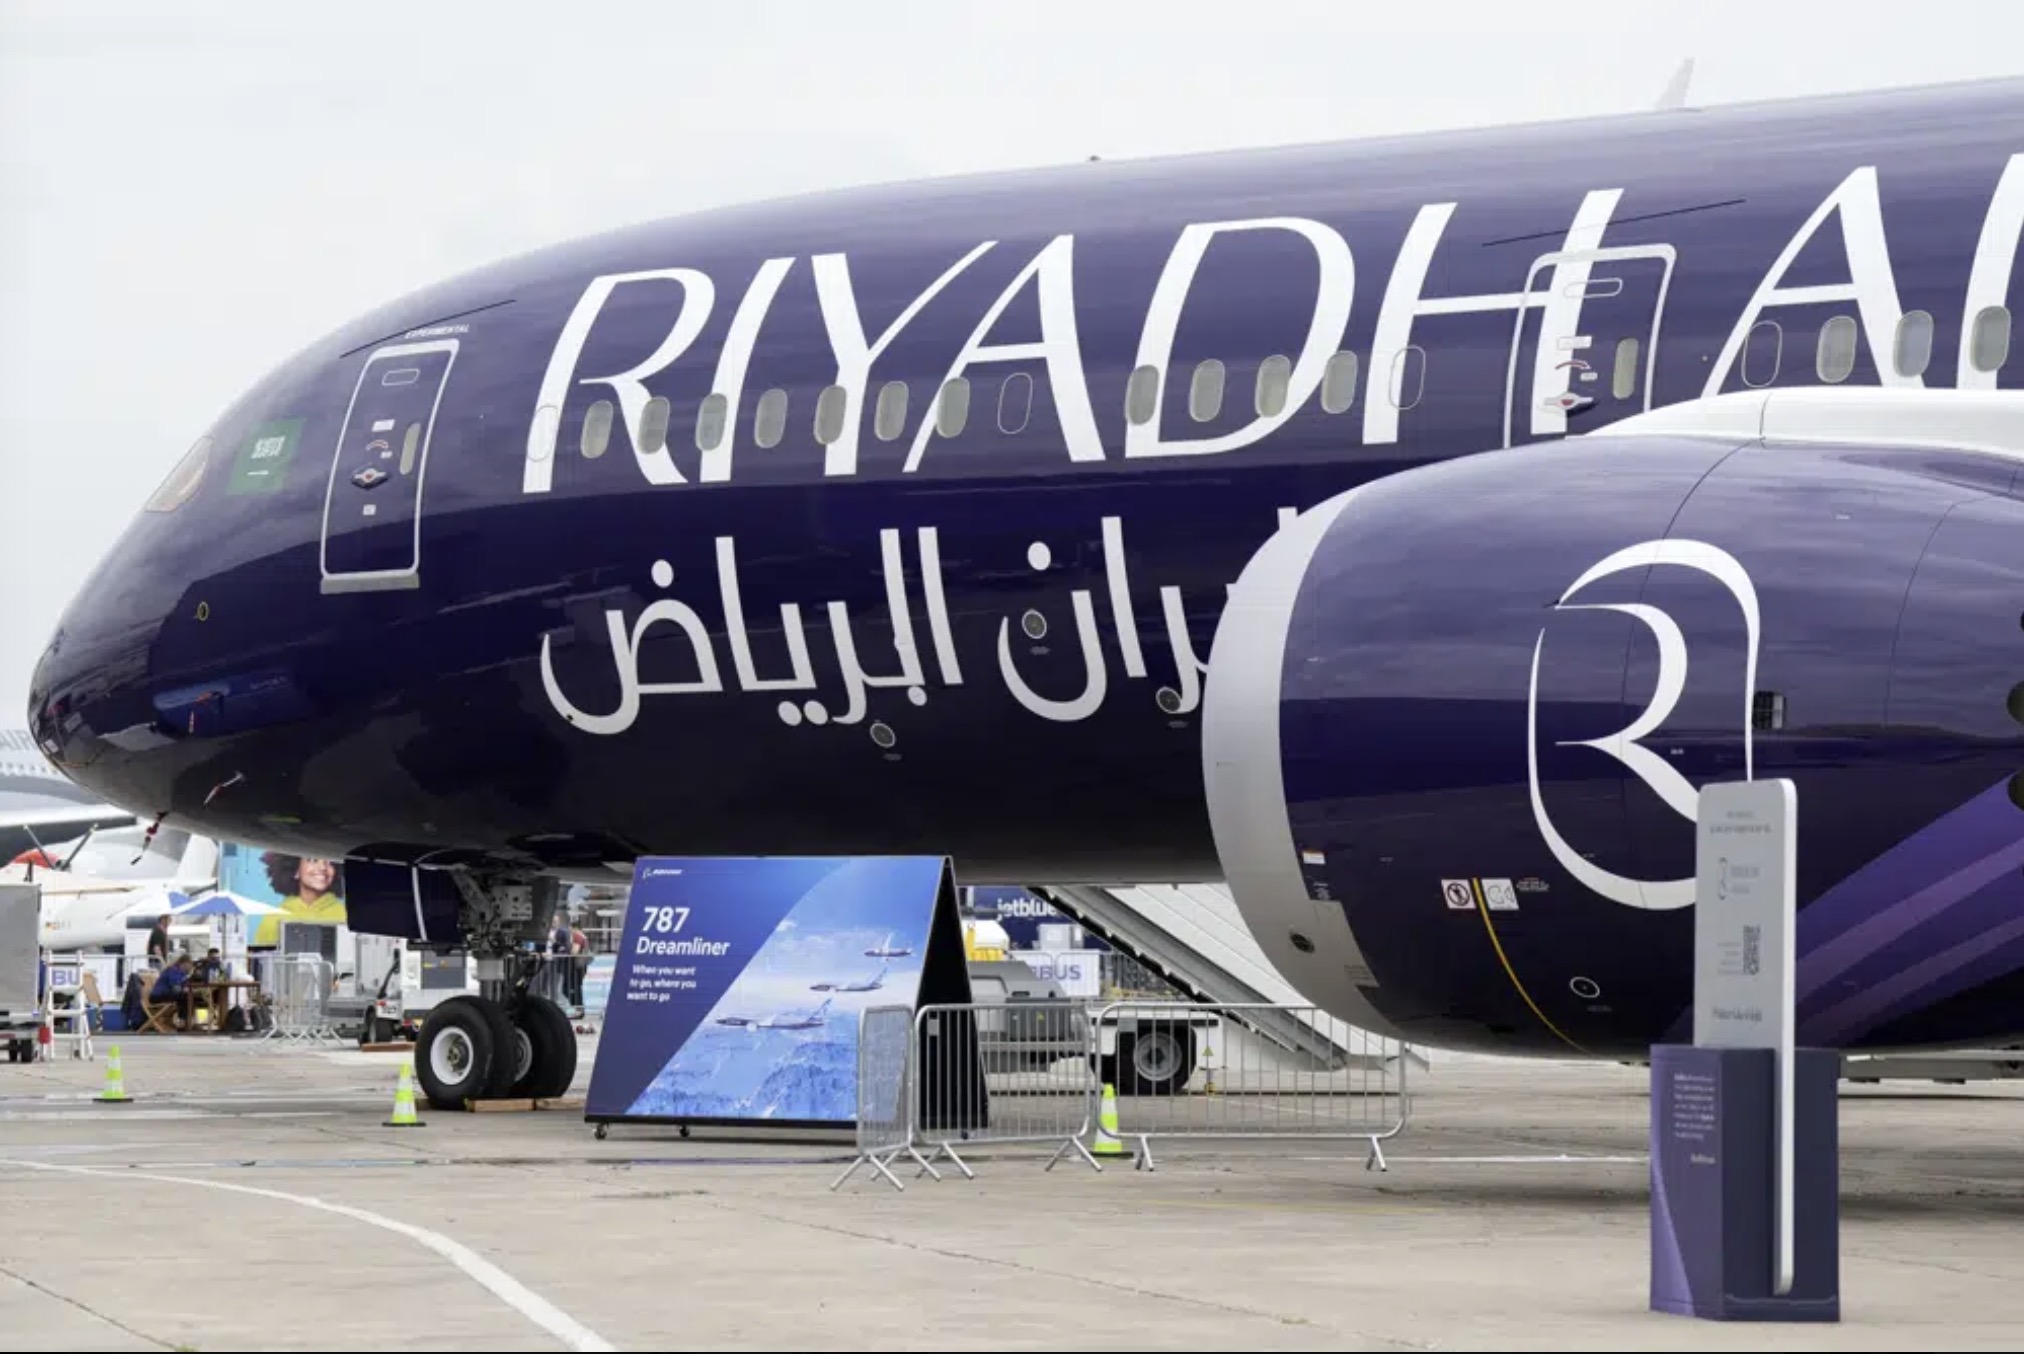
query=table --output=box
[181,978,263,1033]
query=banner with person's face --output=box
[219,843,348,947]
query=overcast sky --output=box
[1,0,2019,732]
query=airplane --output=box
[862,933,912,959]
[0,727,140,863]
[25,73,2024,1111]
[812,963,888,993]
[1,827,223,951]
[715,997,835,1031]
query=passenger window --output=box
[1320,351,1359,414]
[637,396,670,457]
[1254,355,1292,418]
[581,399,614,459]
[936,378,971,437]
[753,389,788,449]
[997,373,1034,435]
[1612,337,1641,401]
[1815,315,1858,384]
[1742,320,1782,388]
[813,384,848,445]
[399,421,422,475]
[1388,347,1425,411]
[527,407,558,465]
[695,393,728,452]
[1125,364,1161,426]
[1971,305,2013,373]
[874,381,909,442]
[1189,359,1226,423]
[1893,310,1934,378]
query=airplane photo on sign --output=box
[713,998,835,1032]
[811,963,888,993]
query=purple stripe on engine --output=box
[1803,914,2024,1045]
[1797,860,2024,1022]
[1795,781,2024,1002]
[1656,778,2024,1046]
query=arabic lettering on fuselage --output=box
[521,156,2024,494]
[538,512,1257,738]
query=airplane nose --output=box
[29,556,178,820]
[27,431,235,821]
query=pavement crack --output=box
[0,1260,174,1349]
[727,1204,1433,1348]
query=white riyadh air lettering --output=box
[516,157,2024,495]
[1525,539,1761,911]
[1703,166,1914,398]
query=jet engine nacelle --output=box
[1204,400,2024,1057]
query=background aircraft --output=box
[2,826,222,951]
[25,75,2024,1107]
[0,727,138,863]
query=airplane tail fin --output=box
[1654,58,1695,111]
[173,834,219,888]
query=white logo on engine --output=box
[1525,539,1761,911]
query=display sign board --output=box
[1693,777,1797,1296]
[586,856,974,1130]
[1693,779,1797,1057]
[1651,776,1833,1323]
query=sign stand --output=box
[585,856,977,1135]
[1649,779,1839,1322]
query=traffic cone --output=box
[95,1045,132,1104]
[384,1058,426,1128]
[1091,1083,1128,1157]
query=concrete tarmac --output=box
[1,1036,2020,1350]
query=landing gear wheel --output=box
[1119,1027,1195,1097]
[415,996,519,1110]
[507,995,578,1100]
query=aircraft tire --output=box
[416,996,518,1110]
[1118,1026,1195,1097]
[508,994,578,1100]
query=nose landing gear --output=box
[409,871,581,1112]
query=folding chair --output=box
[140,991,182,1035]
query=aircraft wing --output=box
[0,803,135,832]
[0,803,141,865]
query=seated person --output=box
[149,956,196,1029]
[192,948,225,982]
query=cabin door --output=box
[319,339,459,594]
[1502,245,1676,448]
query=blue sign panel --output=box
[1648,1044,1840,1322]
[587,856,965,1129]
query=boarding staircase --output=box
[1032,882,1427,1073]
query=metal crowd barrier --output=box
[1094,1000,1411,1172]
[831,1005,942,1192]
[910,1000,1102,1178]
[257,955,340,1044]
[833,998,1411,1188]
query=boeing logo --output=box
[1525,539,1762,911]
